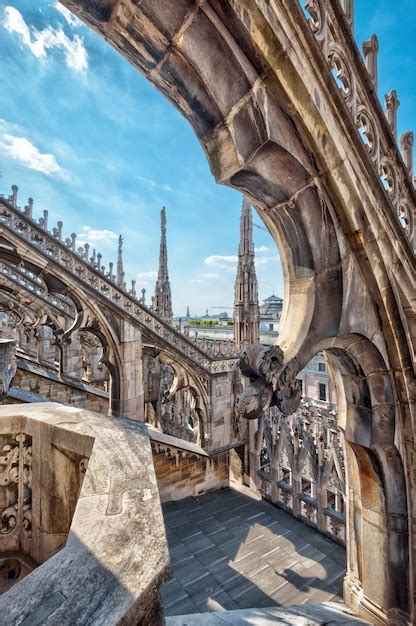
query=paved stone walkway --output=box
[161,488,346,616]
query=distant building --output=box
[259,294,283,332]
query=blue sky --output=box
[0,1,414,316]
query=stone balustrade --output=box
[302,0,415,250]
[0,193,240,374]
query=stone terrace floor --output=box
[161,487,346,617]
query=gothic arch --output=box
[54,2,415,621]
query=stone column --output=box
[362,35,379,91]
[62,332,83,379]
[37,325,55,365]
[400,131,414,177]
[119,319,144,421]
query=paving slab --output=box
[162,488,346,615]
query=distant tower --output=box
[153,207,173,323]
[116,235,126,290]
[233,196,260,348]
[186,305,190,318]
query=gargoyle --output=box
[237,344,302,420]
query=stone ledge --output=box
[0,403,169,625]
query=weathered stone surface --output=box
[0,403,169,625]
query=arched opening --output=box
[0,1,413,623]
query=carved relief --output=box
[238,345,302,420]
[0,433,32,537]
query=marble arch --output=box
[60,1,416,623]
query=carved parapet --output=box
[237,344,302,420]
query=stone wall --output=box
[4,365,109,415]
[0,404,169,625]
[151,436,229,503]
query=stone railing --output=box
[253,405,346,545]
[0,193,239,374]
[0,403,169,624]
[301,0,415,250]
[188,335,239,359]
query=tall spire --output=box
[233,195,260,348]
[116,235,126,289]
[153,207,173,323]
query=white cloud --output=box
[78,226,118,244]
[254,245,270,253]
[3,6,87,73]
[256,255,279,267]
[53,2,82,29]
[135,176,173,192]
[0,133,62,175]
[190,279,204,284]
[201,272,220,279]
[136,271,157,281]
[204,255,238,270]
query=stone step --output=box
[164,601,370,625]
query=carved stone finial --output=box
[39,209,49,231]
[140,287,146,305]
[116,234,126,289]
[130,279,136,298]
[384,90,400,139]
[24,197,33,219]
[52,220,63,241]
[108,261,114,281]
[9,185,18,208]
[400,131,414,177]
[362,34,379,91]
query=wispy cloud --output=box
[0,132,62,175]
[204,255,238,271]
[53,2,82,29]
[77,225,118,244]
[255,245,270,253]
[201,272,220,279]
[2,6,88,73]
[136,271,157,281]
[135,176,173,192]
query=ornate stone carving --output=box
[0,339,17,396]
[237,344,301,420]
[0,433,32,537]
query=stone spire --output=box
[233,195,260,348]
[153,207,173,323]
[116,235,126,289]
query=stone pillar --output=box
[340,0,354,33]
[384,90,400,139]
[119,319,144,421]
[37,326,55,365]
[400,131,414,177]
[362,35,379,91]
[62,332,83,379]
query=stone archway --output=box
[59,2,415,622]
